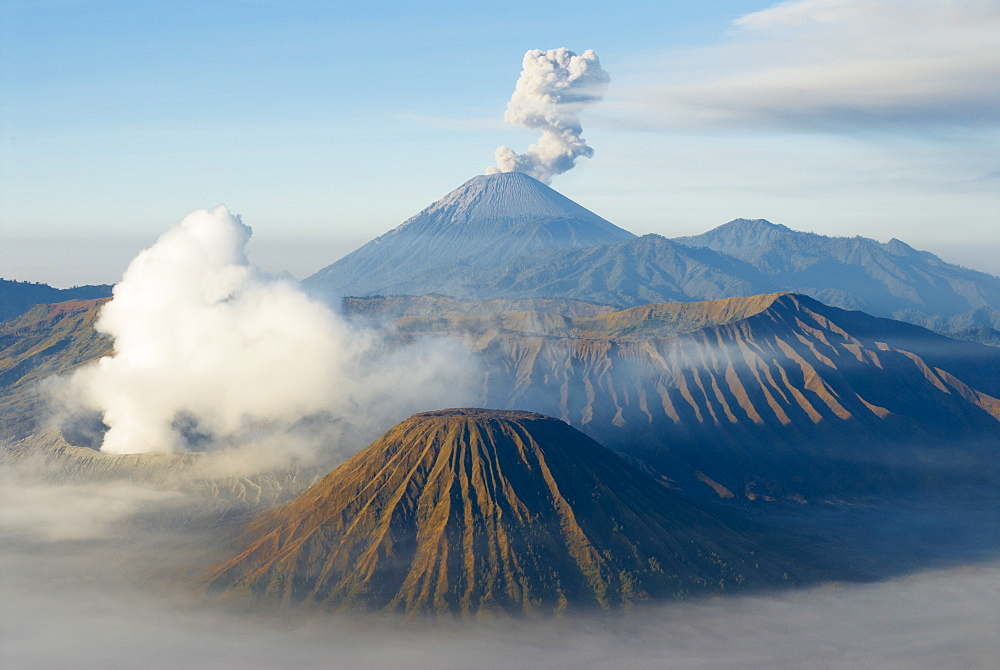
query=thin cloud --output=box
[614,0,1000,132]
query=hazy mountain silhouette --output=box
[674,219,1000,331]
[0,278,112,322]
[466,233,774,304]
[305,175,1000,335]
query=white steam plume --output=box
[487,48,609,184]
[69,205,475,455]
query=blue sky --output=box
[2,0,998,286]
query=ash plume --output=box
[487,48,609,184]
[67,205,475,455]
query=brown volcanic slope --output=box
[204,409,797,615]
[0,299,112,441]
[0,298,111,389]
[397,293,1000,500]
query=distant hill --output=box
[674,219,1000,331]
[945,325,1000,348]
[204,409,803,614]
[0,278,113,322]
[304,174,1000,334]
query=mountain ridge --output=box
[673,219,1000,330]
[5,291,998,502]
[0,298,113,441]
[394,292,1000,500]
[304,175,999,335]
[0,278,113,322]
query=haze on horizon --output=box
[1,0,997,287]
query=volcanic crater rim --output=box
[410,407,554,421]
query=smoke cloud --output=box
[487,48,609,184]
[67,205,476,455]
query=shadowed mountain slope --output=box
[0,278,113,322]
[468,233,776,306]
[397,294,1000,500]
[204,409,801,615]
[0,299,111,390]
[306,172,635,299]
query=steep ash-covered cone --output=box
[204,409,796,615]
[305,172,635,299]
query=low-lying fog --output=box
[2,465,998,670]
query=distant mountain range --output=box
[675,219,1000,332]
[0,278,112,321]
[305,173,1000,336]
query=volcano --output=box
[305,172,635,299]
[305,174,1000,335]
[204,409,798,615]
